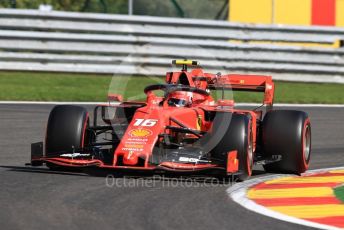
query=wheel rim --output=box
[303,125,311,162]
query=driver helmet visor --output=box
[168,98,187,107]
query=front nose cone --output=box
[123,151,139,165]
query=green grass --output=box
[0,72,112,101]
[0,71,343,103]
[334,185,344,203]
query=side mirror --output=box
[107,93,123,102]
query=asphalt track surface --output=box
[0,104,343,230]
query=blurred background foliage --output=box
[0,0,228,19]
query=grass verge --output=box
[334,185,344,203]
[0,71,343,103]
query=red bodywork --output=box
[32,65,275,175]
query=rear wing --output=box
[165,62,275,107]
[205,73,275,107]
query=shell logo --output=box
[128,129,152,138]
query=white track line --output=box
[0,101,343,107]
[0,101,105,105]
[227,167,344,230]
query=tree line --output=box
[0,0,228,20]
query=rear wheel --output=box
[210,113,253,181]
[45,105,89,169]
[262,110,311,174]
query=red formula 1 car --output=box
[31,60,311,180]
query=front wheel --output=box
[45,105,89,169]
[209,113,253,181]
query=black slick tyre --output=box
[45,105,89,169]
[210,113,253,181]
[262,110,311,174]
